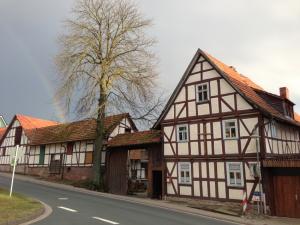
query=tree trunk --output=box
[92,90,106,190]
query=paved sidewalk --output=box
[1,172,300,225]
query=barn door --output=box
[107,149,128,195]
[273,175,300,218]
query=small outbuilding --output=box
[107,130,163,198]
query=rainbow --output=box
[5,26,66,122]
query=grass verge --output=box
[0,188,43,225]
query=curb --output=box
[19,200,52,225]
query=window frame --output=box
[15,126,22,145]
[2,147,6,156]
[125,127,132,133]
[249,162,260,178]
[226,162,244,187]
[223,119,239,140]
[39,145,46,165]
[196,82,210,103]
[66,142,74,155]
[270,121,277,138]
[177,124,189,142]
[178,162,192,185]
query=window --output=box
[66,142,74,155]
[226,162,244,187]
[196,83,209,103]
[1,147,6,156]
[178,162,192,184]
[249,162,260,178]
[15,126,22,145]
[125,128,131,133]
[39,145,45,165]
[101,151,106,165]
[223,120,238,139]
[177,124,188,142]
[270,121,277,138]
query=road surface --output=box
[0,174,236,225]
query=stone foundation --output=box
[63,166,93,181]
[0,165,93,182]
[27,166,93,181]
[0,165,11,173]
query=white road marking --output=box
[92,216,119,224]
[57,206,78,212]
[58,197,68,200]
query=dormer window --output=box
[196,83,209,103]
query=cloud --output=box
[138,0,300,112]
[0,0,300,120]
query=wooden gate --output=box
[273,175,300,218]
[107,149,128,195]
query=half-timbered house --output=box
[153,49,300,217]
[0,116,7,148]
[0,115,6,128]
[25,113,137,180]
[0,114,59,173]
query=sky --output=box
[0,0,300,124]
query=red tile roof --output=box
[0,128,6,140]
[0,114,59,144]
[295,113,300,122]
[28,113,133,145]
[154,49,300,128]
[108,130,161,148]
[205,52,300,126]
[205,52,264,91]
[16,114,59,130]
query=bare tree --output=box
[55,0,162,190]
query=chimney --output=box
[280,87,289,99]
[229,66,237,72]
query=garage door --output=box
[273,175,300,218]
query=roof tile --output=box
[108,130,161,148]
[0,128,6,140]
[16,114,59,130]
[205,51,300,127]
[28,113,131,145]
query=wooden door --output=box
[107,149,128,195]
[273,176,300,218]
[152,170,162,199]
[49,154,62,174]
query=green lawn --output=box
[0,188,43,225]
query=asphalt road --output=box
[0,174,235,225]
